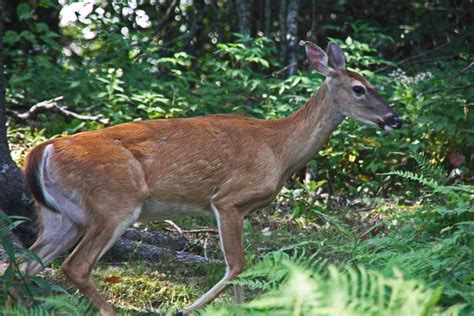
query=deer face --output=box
[305,41,402,131]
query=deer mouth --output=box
[378,114,403,131]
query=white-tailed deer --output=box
[17,42,401,315]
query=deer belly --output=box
[139,198,209,221]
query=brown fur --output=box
[347,70,374,89]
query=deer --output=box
[15,41,402,315]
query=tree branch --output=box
[166,227,219,234]
[376,30,474,73]
[6,96,109,125]
[419,82,473,96]
[268,62,297,77]
[153,0,180,38]
[132,1,206,61]
[163,4,209,49]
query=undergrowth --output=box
[0,295,93,316]
[205,251,463,315]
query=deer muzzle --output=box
[378,114,403,131]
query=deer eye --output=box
[352,85,365,95]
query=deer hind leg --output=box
[183,202,245,315]
[9,206,83,307]
[61,206,141,316]
[20,206,84,277]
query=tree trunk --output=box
[310,0,317,42]
[256,0,263,34]
[234,0,250,36]
[189,0,206,52]
[264,0,272,37]
[279,0,287,64]
[286,0,298,76]
[0,0,37,247]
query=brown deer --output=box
[17,41,402,315]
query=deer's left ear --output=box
[327,42,345,70]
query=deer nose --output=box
[384,114,403,129]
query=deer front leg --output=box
[182,202,245,315]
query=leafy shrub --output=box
[347,156,473,313]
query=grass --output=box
[95,264,194,314]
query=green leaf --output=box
[3,31,19,44]
[17,3,33,20]
[19,31,36,43]
[39,0,56,8]
[40,35,62,51]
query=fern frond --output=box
[411,153,447,184]
[385,170,440,189]
[234,243,327,291]
[214,261,461,316]
[0,295,94,316]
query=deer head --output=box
[305,41,402,131]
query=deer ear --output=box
[305,42,329,76]
[327,42,345,70]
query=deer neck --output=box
[275,81,343,174]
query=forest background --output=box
[0,0,473,315]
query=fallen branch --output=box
[6,96,109,125]
[165,227,218,234]
[122,228,189,251]
[164,219,184,235]
[182,228,218,234]
[110,238,216,264]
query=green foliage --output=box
[280,180,327,218]
[231,246,327,292]
[0,295,94,316]
[205,251,461,315]
[348,159,473,314]
[7,127,48,167]
[232,156,473,315]
[0,213,43,305]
